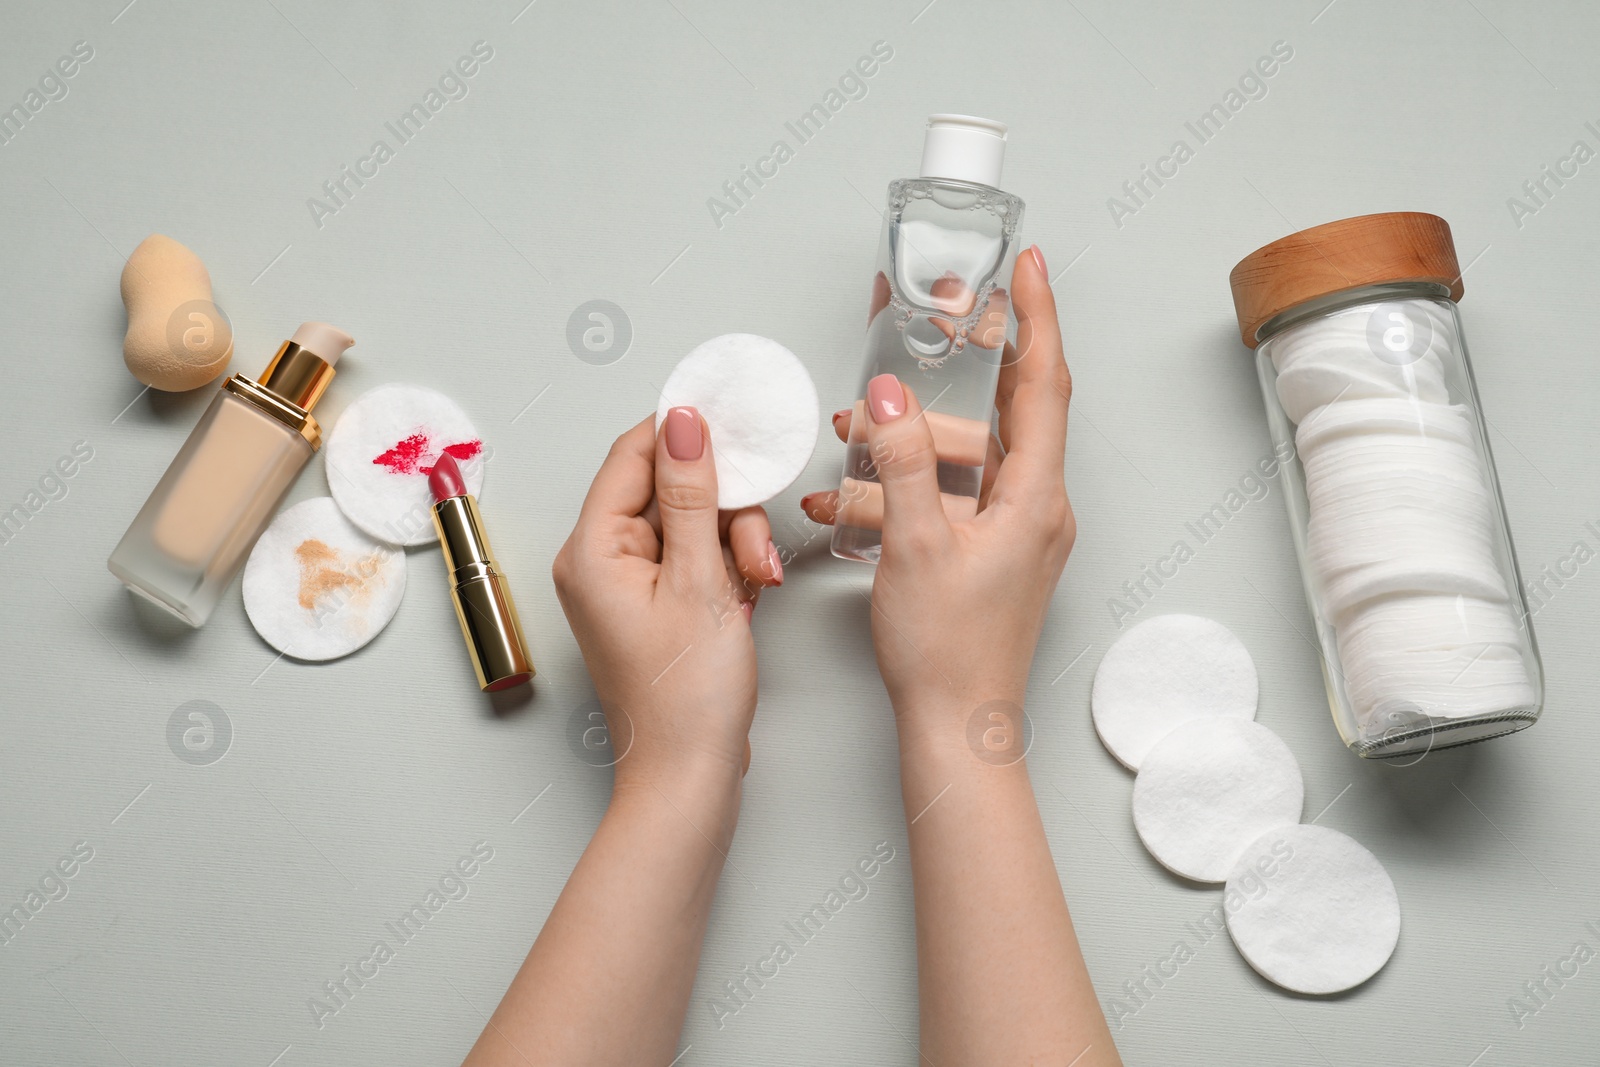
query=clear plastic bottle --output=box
[1230,213,1542,758]
[832,115,1025,563]
[108,323,353,626]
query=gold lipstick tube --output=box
[431,494,535,692]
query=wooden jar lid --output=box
[1228,212,1463,349]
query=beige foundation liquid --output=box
[109,323,354,626]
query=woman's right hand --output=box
[805,247,1119,1067]
[801,246,1075,739]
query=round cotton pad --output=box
[655,334,819,509]
[1132,719,1304,882]
[326,384,485,546]
[242,497,407,661]
[1092,614,1259,770]
[1224,824,1400,995]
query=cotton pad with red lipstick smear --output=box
[655,334,819,510]
[325,383,486,546]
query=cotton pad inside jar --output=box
[655,334,819,509]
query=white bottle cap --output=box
[919,114,1007,188]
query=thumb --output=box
[656,406,724,589]
[858,374,952,549]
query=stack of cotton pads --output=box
[1270,301,1534,728]
[1092,614,1401,994]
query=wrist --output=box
[598,694,751,796]
[611,747,744,821]
[599,760,745,889]
[894,687,1031,769]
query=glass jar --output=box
[1230,213,1543,758]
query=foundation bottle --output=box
[108,323,354,626]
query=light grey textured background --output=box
[2,0,1597,1064]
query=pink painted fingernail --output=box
[741,599,754,622]
[866,374,905,424]
[765,540,784,585]
[831,408,850,429]
[800,492,835,523]
[664,406,703,461]
[1029,244,1046,276]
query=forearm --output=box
[463,763,741,1067]
[897,709,1120,1067]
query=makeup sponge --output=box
[242,497,407,661]
[326,384,486,546]
[120,234,233,391]
[1224,824,1401,994]
[655,334,819,509]
[1092,615,1259,770]
[1132,718,1304,882]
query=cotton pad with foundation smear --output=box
[655,333,819,510]
[325,384,486,546]
[242,497,407,661]
[1092,614,1259,770]
[1132,718,1304,883]
[1224,824,1400,995]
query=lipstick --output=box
[428,452,535,692]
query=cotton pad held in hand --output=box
[655,334,819,509]
[1132,718,1304,882]
[242,497,407,661]
[326,384,486,546]
[1092,614,1259,770]
[1225,824,1400,994]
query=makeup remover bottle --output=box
[832,115,1025,562]
[108,323,354,626]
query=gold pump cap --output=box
[222,323,354,449]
